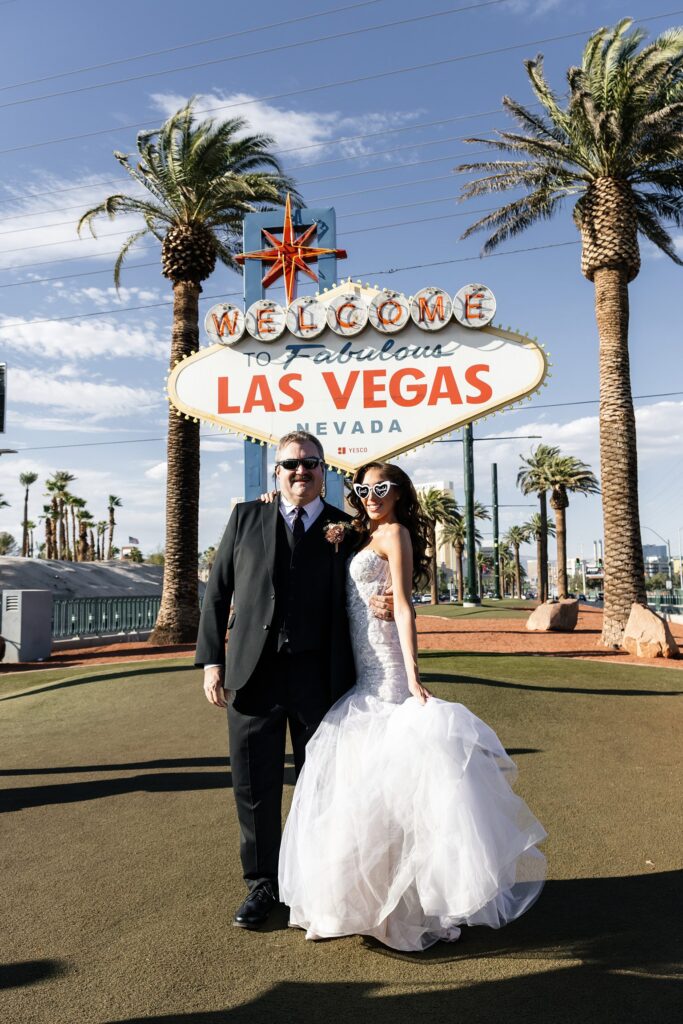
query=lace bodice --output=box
[346,548,410,703]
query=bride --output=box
[278,461,546,952]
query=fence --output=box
[52,596,162,640]
[647,590,683,616]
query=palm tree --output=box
[417,488,460,604]
[39,504,55,560]
[77,509,94,562]
[504,525,531,598]
[106,495,122,560]
[25,520,36,557]
[523,513,557,599]
[0,493,9,509]
[67,495,86,561]
[547,454,600,598]
[517,445,559,602]
[440,499,489,603]
[477,549,494,598]
[45,471,76,560]
[19,472,38,557]
[78,100,297,645]
[457,19,683,643]
[497,540,515,597]
[96,520,107,561]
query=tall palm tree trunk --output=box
[554,504,568,599]
[455,544,464,603]
[150,281,201,644]
[21,487,29,557]
[429,524,438,605]
[594,268,646,644]
[539,493,549,602]
[514,547,522,598]
[59,501,68,560]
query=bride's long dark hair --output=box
[348,461,431,590]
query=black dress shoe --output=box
[233,885,278,929]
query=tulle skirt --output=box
[279,691,546,951]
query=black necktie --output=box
[292,506,306,543]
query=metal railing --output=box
[52,596,162,640]
[647,590,683,615]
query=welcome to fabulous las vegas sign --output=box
[166,199,549,474]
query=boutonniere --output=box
[324,521,354,553]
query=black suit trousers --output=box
[227,647,332,893]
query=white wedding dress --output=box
[278,548,546,951]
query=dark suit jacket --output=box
[195,498,356,701]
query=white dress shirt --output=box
[203,495,325,670]
[278,494,324,532]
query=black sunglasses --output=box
[276,457,324,471]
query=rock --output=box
[526,599,579,632]
[622,604,680,659]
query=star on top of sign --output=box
[235,193,347,306]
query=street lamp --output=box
[435,432,542,606]
[642,525,673,584]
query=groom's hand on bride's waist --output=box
[203,666,229,709]
[370,591,394,621]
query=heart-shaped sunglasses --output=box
[353,481,399,500]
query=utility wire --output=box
[0,131,499,225]
[0,205,501,289]
[0,140,497,234]
[1,11,680,156]
[0,0,390,92]
[0,109,506,207]
[11,393,683,453]
[0,238,582,331]
[0,3,511,110]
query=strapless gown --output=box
[278,548,546,951]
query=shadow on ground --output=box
[0,755,299,812]
[0,959,68,990]
[419,654,683,698]
[104,872,681,1024]
[0,664,190,702]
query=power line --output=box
[0,135,497,231]
[0,0,389,92]
[0,131,497,226]
[1,11,680,157]
[0,3,510,111]
[11,392,683,453]
[0,109,506,207]
[0,204,499,290]
[0,238,582,331]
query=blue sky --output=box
[0,0,681,564]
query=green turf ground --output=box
[416,599,535,619]
[2,654,681,1023]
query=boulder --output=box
[622,604,680,659]
[526,599,579,632]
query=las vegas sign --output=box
[167,279,548,474]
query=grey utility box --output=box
[1,590,53,663]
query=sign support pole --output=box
[463,424,480,606]
[240,205,345,507]
[492,462,501,600]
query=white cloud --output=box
[0,174,146,271]
[145,461,167,480]
[503,0,563,13]
[9,368,160,421]
[149,91,421,164]
[0,315,168,362]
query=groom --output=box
[197,430,391,929]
